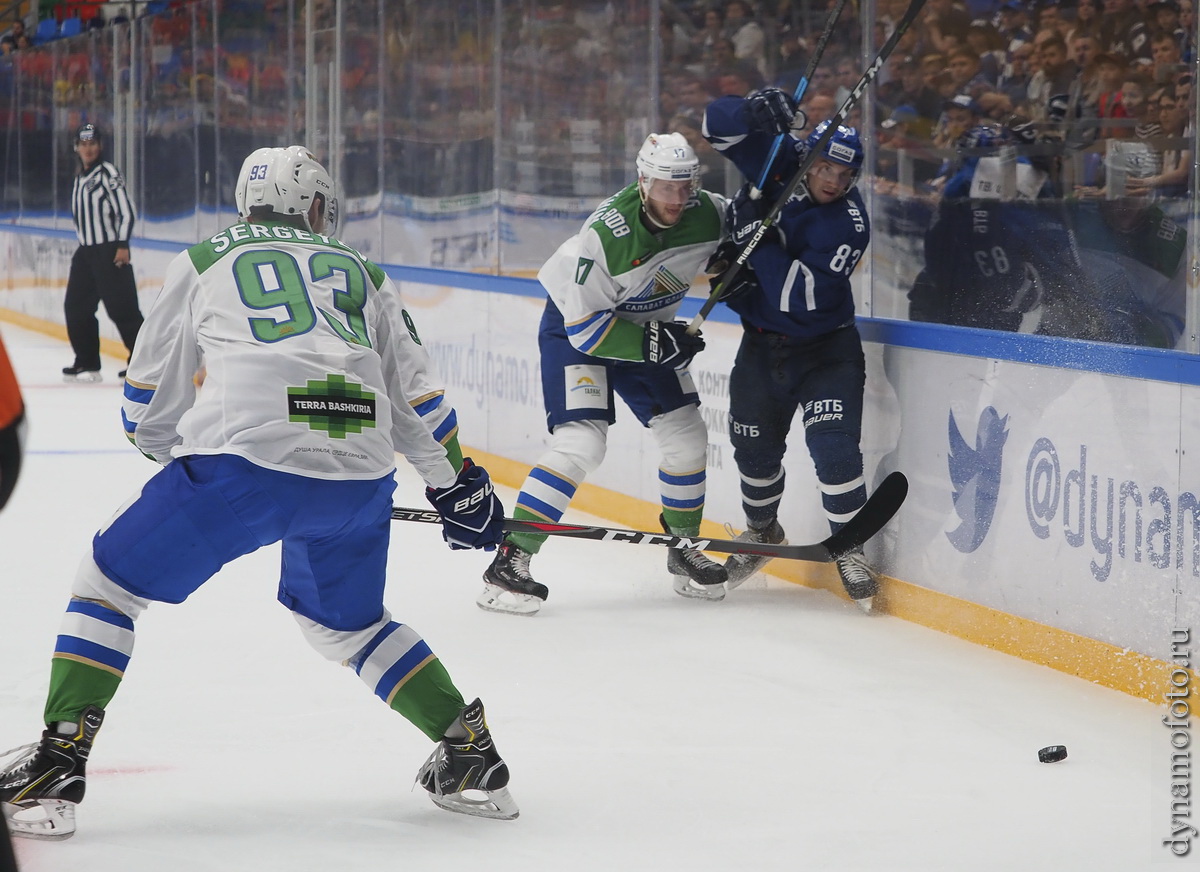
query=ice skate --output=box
[0,705,104,840]
[62,365,102,384]
[416,698,518,821]
[835,550,878,613]
[723,519,787,591]
[478,540,548,616]
[661,515,728,601]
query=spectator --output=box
[947,46,994,98]
[1095,52,1132,136]
[1127,83,1192,199]
[933,93,981,148]
[1123,72,1163,138]
[1067,0,1101,42]
[692,6,725,73]
[1150,29,1185,84]
[876,104,942,187]
[1099,0,1150,63]
[995,1,1033,52]
[922,0,973,54]
[834,54,859,105]
[965,20,1006,84]
[674,73,715,122]
[1178,0,1195,61]
[798,91,837,136]
[1147,0,1188,53]
[723,0,767,79]
[1028,34,1077,119]
[879,54,943,130]
[0,36,13,56]
[998,41,1036,104]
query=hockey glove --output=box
[425,458,505,551]
[643,320,705,369]
[725,189,780,249]
[705,241,762,303]
[745,87,797,136]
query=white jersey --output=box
[536,184,726,360]
[122,221,458,489]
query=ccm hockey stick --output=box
[393,471,907,563]
[687,0,931,335]
[749,0,849,200]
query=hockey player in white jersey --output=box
[0,146,517,839]
[479,133,728,615]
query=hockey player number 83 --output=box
[234,249,371,347]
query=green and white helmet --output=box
[635,132,700,197]
[235,145,338,235]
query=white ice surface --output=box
[0,324,1174,871]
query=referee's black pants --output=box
[64,242,143,371]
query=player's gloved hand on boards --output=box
[745,87,797,136]
[725,189,780,248]
[426,458,505,551]
[705,241,763,303]
[643,320,705,368]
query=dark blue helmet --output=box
[804,120,864,194]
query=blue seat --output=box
[33,17,57,43]
[58,17,81,37]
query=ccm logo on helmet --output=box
[452,482,493,514]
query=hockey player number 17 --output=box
[234,249,372,348]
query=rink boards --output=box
[0,224,1195,702]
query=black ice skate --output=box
[62,365,102,384]
[417,698,518,820]
[478,540,549,616]
[660,515,728,601]
[0,705,104,840]
[836,550,878,613]
[723,519,787,591]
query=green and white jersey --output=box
[537,184,726,360]
[122,220,460,488]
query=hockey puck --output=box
[1038,745,1068,763]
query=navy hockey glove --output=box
[745,87,797,136]
[725,189,780,249]
[425,458,505,551]
[643,320,705,368]
[705,241,762,303]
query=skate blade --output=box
[476,584,542,616]
[854,596,874,614]
[63,373,102,384]
[429,786,519,820]
[4,799,78,840]
[671,576,726,601]
[725,562,770,592]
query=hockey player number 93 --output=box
[235,250,371,347]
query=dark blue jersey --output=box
[704,95,870,339]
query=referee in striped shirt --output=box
[63,123,143,383]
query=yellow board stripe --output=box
[464,444,1193,704]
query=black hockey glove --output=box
[705,241,762,303]
[745,87,797,136]
[425,458,505,551]
[643,320,705,368]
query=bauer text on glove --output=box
[643,320,705,368]
[425,458,505,551]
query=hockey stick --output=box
[687,0,931,336]
[393,471,908,563]
[749,0,848,200]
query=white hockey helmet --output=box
[235,145,338,235]
[635,132,700,197]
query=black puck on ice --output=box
[1038,745,1068,763]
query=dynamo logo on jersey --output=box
[946,406,1009,553]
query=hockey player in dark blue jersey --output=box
[703,88,878,611]
[909,123,1180,346]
